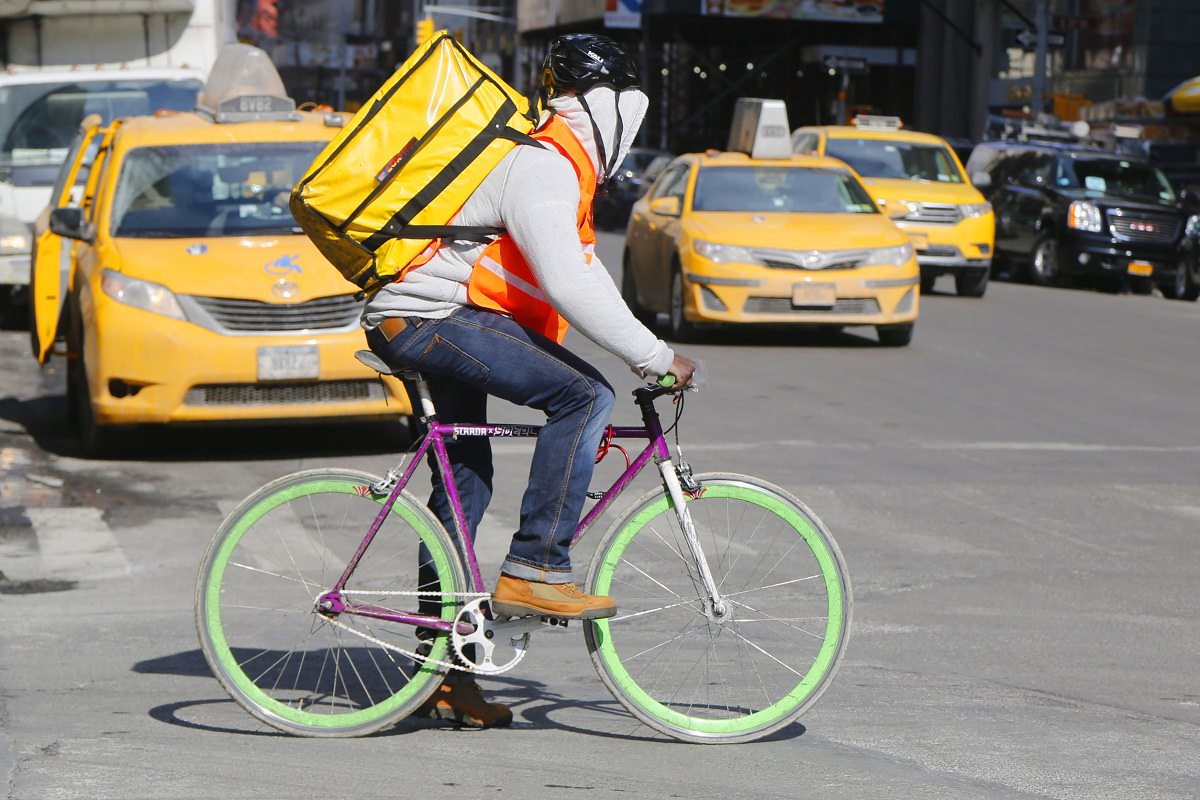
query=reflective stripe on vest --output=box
[466,114,597,343]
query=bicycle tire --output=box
[584,473,851,744]
[195,468,467,737]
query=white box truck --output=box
[0,0,234,324]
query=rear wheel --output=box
[195,468,467,737]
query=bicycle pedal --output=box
[539,616,570,629]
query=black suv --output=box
[967,142,1194,297]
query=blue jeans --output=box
[365,307,615,583]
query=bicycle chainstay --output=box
[320,589,488,673]
[317,590,568,675]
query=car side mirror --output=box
[971,172,992,190]
[49,207,95,243]
[649,196,682,217]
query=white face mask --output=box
[549,87,649,182]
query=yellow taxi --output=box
[623,100,919,346]
[30,45,409,455]
[792,117,994,296]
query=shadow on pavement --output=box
[136,649,806,744]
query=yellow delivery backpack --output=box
[291,31,539,296]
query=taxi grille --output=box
[743,297,881,314]
[185,380,385,406]
[918,244,962,258]
[899,202,961,225]
[755,249,871,270]
[1106,210,1181,244]
[190,294,362,333]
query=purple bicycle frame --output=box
[315,413,672,634]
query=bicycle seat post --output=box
[401,370,437,424]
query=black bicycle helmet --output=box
[541,34,640,100]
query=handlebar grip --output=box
[657,373,677,389]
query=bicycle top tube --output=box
[402,367,678,443]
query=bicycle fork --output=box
[657,458,729,619]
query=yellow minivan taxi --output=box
[623,150,919,345]
[792,117,994,296]
[30,46,409,455]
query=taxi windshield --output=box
[691,166,878,213]
[824,138,963,183]
[1059,158,1176,203]
[0,78,200,180]
[110,142,325,238]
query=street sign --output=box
[821,55,868,74]
[1013,28,1066,50]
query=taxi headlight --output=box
[0,215,32,255]
[101,269,186,320]
[868,242,914,266]
[959,201,992,218]
[692,240,756,264]
[1187,214,1200,239]
[1067,201,1104,233]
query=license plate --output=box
[1127,260,1153,277]
[906,232,929,250]
[792,283,837,307]
[257,345,319,380]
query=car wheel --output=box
[1029,237,1060,286]
[668,265,697,343]
[0,286,28,331]
[67,339,115,458]
[621,250,656,326]
[1169,262,1199,301]
[955,270,989,297]
[876,323,914,347]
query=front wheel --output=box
[1170,261,1199,301]
[668,265,698,342]
[955,269,989,297]
[621,250,656,327]
[195,468,467,737]
[876,323,914,347]
[1029,236,1060,286]
[585,473,852,744]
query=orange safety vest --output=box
[466,114,597,343]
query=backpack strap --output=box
[361,120,547,252]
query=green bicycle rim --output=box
[201,477,456,730]
[591,483,846,736]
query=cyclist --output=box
[364,34,695,728]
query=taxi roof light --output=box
[853,114,903,130]
[727,98,792,160]
[196,43,299,124]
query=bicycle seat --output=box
[355,350,422,381]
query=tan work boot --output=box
[491,575,617,620]
[413,675,512,729]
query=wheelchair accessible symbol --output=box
[264,254,302,275]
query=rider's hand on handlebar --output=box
[663,354,696,389]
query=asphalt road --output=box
[1,230,1198,799]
